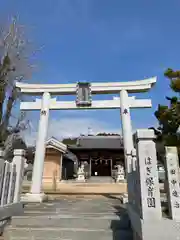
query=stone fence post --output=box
[0,149,4,201]
[1,161,10,206]
[135,129,162,220]
[13,149,26,203]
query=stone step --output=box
[87,177,115,183]
[22,206,126,216]
[23,211,124,217]
[7,199,130,239]
[23,206,124,211]
[23,202,125,209]
[5,227,133,240]
[10,214,130,230]
[24,208,125,214]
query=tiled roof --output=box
[69,136,123,150]
[46,137,67,153]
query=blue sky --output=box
[1,0,180,144]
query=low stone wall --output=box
[22,181,128,194]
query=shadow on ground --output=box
[102,194,133,240]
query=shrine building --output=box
[28,135,125,184]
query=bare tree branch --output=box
[0,17,38,148]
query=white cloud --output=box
[22,117,121,146]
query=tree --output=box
[0,17,35,157]
[154,68,180,147]
[96,132,120,136]
[62,138,78,145]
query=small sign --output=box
[76,82,92,107]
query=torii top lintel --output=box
[16,76,156,95]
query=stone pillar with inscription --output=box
[27,92,50,202]
[164,147,180,220]
[135,129,162,220]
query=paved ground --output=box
[5,195,133,240]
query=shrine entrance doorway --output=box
[91,159,112,177]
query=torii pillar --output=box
[120,89,134,173]
[25,92,51,202]
[120,89,134,203]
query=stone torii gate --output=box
[16,77,156,202]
